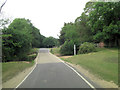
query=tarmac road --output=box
[18,48,95,88]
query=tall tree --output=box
[59,22,79,45]
[75,12,93,43]
[2,18,33,61]
[43,36,59,48]
[87,2,120,47]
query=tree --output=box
[59,22,79,45]
[60,40,74,55]
[39,35,46,48]
[43,36,58,48]
[0,0,7,13]
[0,18,10,29]
[87,2,120,47]
[2,18,33,61]
[75,12,93,43]
[30,26,41,48]
[59,13,94,55]
[43,36,59,48]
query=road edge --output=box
[49,52,96,89]
[15,53,39,89]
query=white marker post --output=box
[74,44,76,55]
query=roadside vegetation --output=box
[51,47,118,85]
[1,0,119,87]
[59,2,120,55]
[2,18,59,62]
[2,61,34,83]
[57,2,119,86]
[62,48,118,85]
[50,47,60,56]
[2,48,38,83]
[1,18,59,83]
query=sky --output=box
[1,0,90,38]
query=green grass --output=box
[52,47,118,85]
[2,48,39,83]
[2,61,34,83]
[50,47,60,55]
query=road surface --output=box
[18,48,94,88]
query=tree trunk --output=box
[0,0,7,13]
[114,36,118,47]
[109,39,111,47]
[118,38,120,47]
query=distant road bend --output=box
[17,48,95,88]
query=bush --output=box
[27,54,37,61]
[2,18,32,62]
[22,54,37,62]
[78,42,96,54]
[60,40,74,55]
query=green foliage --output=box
[59,12,94,55]
[31,26,41,48]
[2,18,33,62]
[27,54,37,61]
[78,42,96,54]
[50,48,60,55]
[60,40,74,55]
[59,22,79,45]
[0,18,10,29]
[1,17,59,62]
[43,36,59,48]
[75,13,94,43]
[86,2,120,46]
[59,13,94,55]
[2,18,43,62]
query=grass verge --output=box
[2,48,38,83]
[2,61,34,83]
[50,47,60,56]
[52,47,118,85]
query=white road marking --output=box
[49,52,96,89]
[15,65,37,89]
[15,48,95,89]
[15,53,39,89]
